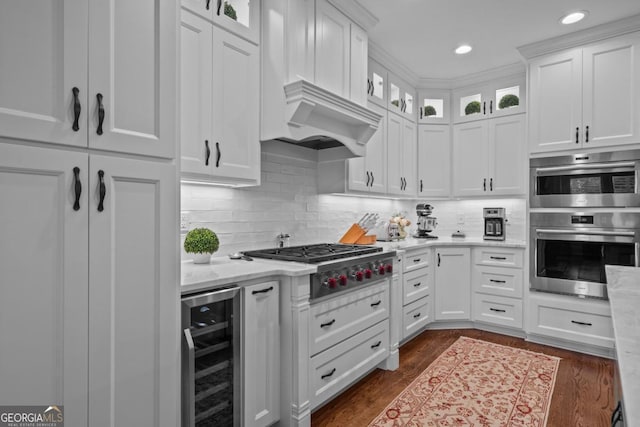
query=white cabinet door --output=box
[0,1,87,148]
[88,155,178,427]
[348,103,387,193]
[582,34,640,148]
[387,112,404,194]
[418,125,451,197]
[243,282,280,427]
[434,247,471,320]
[349,23,368,106]
[367,58,388,107]
[88,0,176,159]
[211,26,260,181]
[453,121,490,196]
[315,0,350,98]
[528,50,582,153]
[180,11,213,176]
[489,115,525,195]
[0,144,88,426]
[401,119,417,196]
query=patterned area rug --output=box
[369,336,560,427]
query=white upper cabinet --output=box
[387,112,417,196]
[182,0,260,44]
[417,125,451,198]
[0,0,176,159]
[418,90,450,124]
[347,103,388,194]
[453,114,525,197]
[529,33,640,153]
[453,75,525,124]
[367,58,388,108]
[180,10,260,185]
[388,72,417,121]
[350,24,369,106]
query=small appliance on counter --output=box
[483,207,506,240]
[414,203,438,239]
[372,221,401,241]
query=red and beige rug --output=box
[369,336,560,427]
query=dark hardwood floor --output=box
[311,329,615,426]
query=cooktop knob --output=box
[377,265,386,275]
[338,274,348,286]
[385,264,393,273]
[364,268,373,279]
[355,271,364,281]
[326,277,338,289]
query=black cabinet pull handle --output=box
[489,279,506,283]
[204,140,211,166]
[490,256,507,260]
[413,312,421,319]
[215,142,221,167]
[612,401,622,426]
[370,300,381,307]
[483,178,486,191]
[216,0,222,15]
[413,258,421,263]
[437,253,441,266]
[321,368,336,380]
[320,319,336,328]
[490,100,493,114]
[96,93,104,135]
[252,286,273,295]
[72,87,81,132]
[489,308,506,313]
[576,127,579,143]
[571,320,592,326]
[490,178,493,191]
[73,167,82,211]
[585,125,589,143]
[420,179,423,192]
[371,172,374,186]
[483,101,486,114]
[366,171,370,186]
[420,106,423,119]
[370,340,382,349]
[97,170,106,212]
[206,0,211,9]
[413,282,421,288]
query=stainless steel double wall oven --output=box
[530,150,640,299]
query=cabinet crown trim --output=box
[326,0,379,31]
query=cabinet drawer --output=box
[403,296,432,340]
[310,281,389,356]
[473,247,523,268]
[528,294,614,348]
[403,267,431,305]
[473,265,523,298]
[310,320,389,409]
[473,293,522,329]
[404,248,431,272]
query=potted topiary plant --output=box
[224,2,237,21]
[498,94,519,109]
[184,228,220,264]
[465,101,481,115]
[423,105,437,117]
[391,99,400,107]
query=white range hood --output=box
[261,0,381,159]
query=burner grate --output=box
[243,243,382,263]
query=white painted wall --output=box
[181,142,526,260]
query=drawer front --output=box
[404,248,431,272]
[403,267,432,305]
[310,281,389,356]
[474,247,523,268]
[529,295,614,348]
[310,320,389,409]
[473,265,523,298]
[473,293,522,329]
[402,296,432,340]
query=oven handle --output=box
[535,228,635,238]
[535,161,637,175]
[183,328,196,427]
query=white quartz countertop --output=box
[181,256,316,294]
[375,236,526,252]
[605,265,640,426]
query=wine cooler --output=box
[182,286,241,427]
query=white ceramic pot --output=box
[192,253,212,264]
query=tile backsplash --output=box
[181,142,526,259]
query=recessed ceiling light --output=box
[560,11,588,25]
[455,45,472,55]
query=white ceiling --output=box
[361,0,640,81]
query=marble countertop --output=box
[605,265,640,426]
[375,236,526,252]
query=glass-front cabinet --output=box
[388,72,416,121]
[453,75,525,123]
[182,0,260,44]
[367,58,388,108]
[418,89,450,124]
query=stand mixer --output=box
[414,203,438,239]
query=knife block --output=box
[339,224,376,245]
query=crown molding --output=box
[326,0,379,31]
[517,13,640,60]
[368,40,420,87]
[447,62,526,89]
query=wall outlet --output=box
[456,213,465,225]
[180,212,190,232]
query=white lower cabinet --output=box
[401,248,433,341]
[243,281,280,427]
[527,292,614,349]
[434,247,471,320]
[473,293,523,329]
[403,297,432,338]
